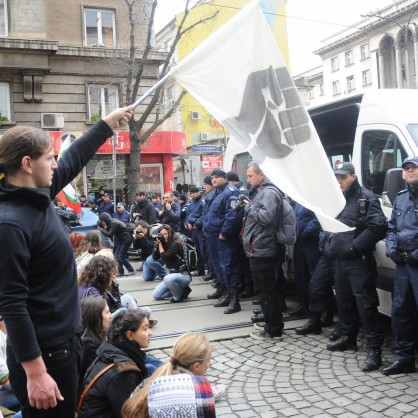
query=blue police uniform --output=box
[205,182,243,290]
[186,194,205,274]
[386,185,418,365]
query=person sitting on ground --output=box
[78,309,151,418]
[70,231,85,251]
[79,296,161,398]
[75,231,102,276]
[145,225,192,302]
[122,333,218,418]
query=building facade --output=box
[0,0,186,201]
[294,0,418,107]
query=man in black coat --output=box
[327,162,387,372]
[132,191,157,225]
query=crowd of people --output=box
[0,103,417,418]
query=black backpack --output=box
[176,233,198,273]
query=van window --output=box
[231,152,253,187]
[362,130,407,195]
[406,124,418,146]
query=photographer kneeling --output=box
[144,225,192,303]
[132,220,154,271]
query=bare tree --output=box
[122,0,218,203]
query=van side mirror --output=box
[382,168,405,207]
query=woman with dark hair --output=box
[78,309,151,418]
[75,231,102,276]
[79,296,111,381]
[78,256,115,299]
[143,224,192,302]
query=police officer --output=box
[243,162,284,340]
[295,231,337,335]
[381,156,418,375]
[178,193,190,237]
[226,171,248,196]
[205,168,244,314]
[202,176,217,283]
[327,162,387,372]
[287,201,321,319]
[186,185,206,276]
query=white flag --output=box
[170,0,350,232]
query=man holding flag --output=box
[0,106,132,417]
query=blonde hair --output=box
[122,333,211,418]
[94,248,115,261]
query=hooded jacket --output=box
[79,341,145,418]
[99,213,133,245]
[243,178,282,258]
[0,120,113,362]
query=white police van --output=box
[224,89,418,317]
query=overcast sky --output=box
[155,0,389,74]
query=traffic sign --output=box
[202,156,223,172]
[191,145,222,153]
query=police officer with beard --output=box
[382,156,418,375]
[327,162,387,372]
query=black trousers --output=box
[7,334,83,418]
[308,255,336,314]
[334,255,384,349]
[250,257,284,336]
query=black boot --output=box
[287,304,308,320]
[207,283,224,299]
[328,322,343,341]
[326,335,357,352]
[362,348,382,371]
[224,287,241,314]
[320,309,334,327]
[214,288,231,307]
[295,312,322,335]
[251,312,264,323]
[239,286,255,299]
[182,286,192,300]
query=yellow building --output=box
[176,0,289,146]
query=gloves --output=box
[405,252,418,266]
[390,251,406,265]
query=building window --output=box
[362,69,372,86]
[347,75,355,92]
[345,50,354,66]
[309,89,314,100]
[84,9,116,47]
[331,57,339,71]
[0,82,11,121]
[0,0,8,36]
[319,83,324,96]
[88,84,119,122]
[332,80,340,95]
[360,43,370,60]
[161,86,176,113]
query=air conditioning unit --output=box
[41,113,65,129]
[201,133,212,141]
[191,111,201,120]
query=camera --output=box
[96,220,102,227]
[231,194,249,211]
[135,228,143,235]
[152,232,164,241]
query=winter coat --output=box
[100,218,133,245]
[386,184,418,255]
[243,178,282,258]
[133,199,157,225]
[112,210,131,223]
[330,179,387,258]
[186,195,204,230]
[204,182,243,237]
[292,201,320,242]
[159,201,181,231]
[78,341,145,418]
[98,200,114,216]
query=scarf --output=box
[112,340,148,378]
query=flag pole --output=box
[131,72,172,110]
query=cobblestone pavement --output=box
[148,327,418,418]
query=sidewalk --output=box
[147,328,418,418]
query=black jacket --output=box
[133,199,157,225]
[0,120,113,362]
[79,341,145,418]
[100,218,133,245]
[330,179,387,258]
[132,232,154,261]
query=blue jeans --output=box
[143,255,167,281]
[114,242,134,273]
[145,355,163,378]
[153,273,191,301]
